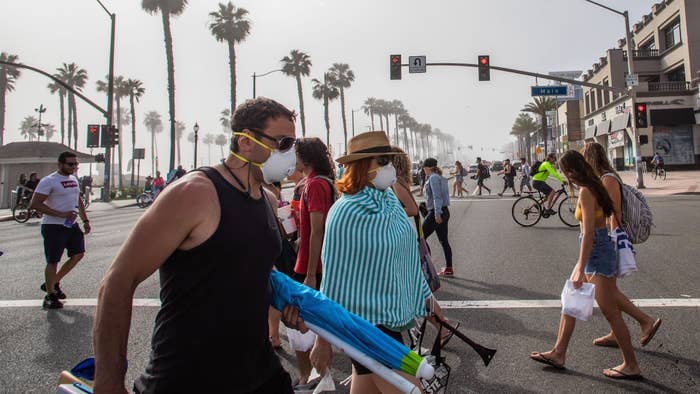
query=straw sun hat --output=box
[336,131,404,164]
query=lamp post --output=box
[252,69,283,98]
[94,0,116,200]
[584,0,644,188]
[193,122,199,168]
[34,104,47,139]
[351,109,360,138]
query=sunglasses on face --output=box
[247,128,296,152]
[62,162,79,167]
[376,156,391,167]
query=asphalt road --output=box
[0,187,699,393]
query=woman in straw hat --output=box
[310,131,445,393]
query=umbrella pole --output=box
[307,322,421,394]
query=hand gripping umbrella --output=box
[269,270,434,393]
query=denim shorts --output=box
[579,228,617,278]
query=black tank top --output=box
[134,167,283,393]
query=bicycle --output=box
[136,190,156,208]
[511,185,579,227]
[12,195,42,223]
[651,164,666,180]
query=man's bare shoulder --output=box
[153,171,216,208]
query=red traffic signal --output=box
[637,104,646,112]
[87,124,100,147]
[635,102,648,128]
[390,54,402,80]
[478,55,490,81]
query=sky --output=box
[1,0,657,172]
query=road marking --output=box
[1,298,698,308]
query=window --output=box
[666,66,685,82]
[585,92,591,114]
[664,19,681,49]
[596,88,603,110]
[639,39,656,51]
[603,79,610,105]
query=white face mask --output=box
[231,132,296,183]
[370,163,397,191]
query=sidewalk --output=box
[618,170,700,196]
[0,199,137,222]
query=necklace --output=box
[223,162,248,192]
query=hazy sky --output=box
[2,0,655,170]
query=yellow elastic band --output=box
[229,150,263,168]
[233,132,273,152]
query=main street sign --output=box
[531,85,568,96]
[409,56,426,73]
[626,73,639,87]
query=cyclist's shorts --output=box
[532,180,553,195]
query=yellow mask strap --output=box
[233,132,273,152]
[230,150,263,168]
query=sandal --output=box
[529,352,565,370]
[641,319,662,347]
[603,368,643,380]
[593,336,619,348]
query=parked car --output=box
[512,162,522,171]
[411,161,421,185]
[468,164,478,173]
[491,161,504,172]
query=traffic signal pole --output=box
[102,11,116,201]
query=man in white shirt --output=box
[30,151,91,309]
[519,157,534,194]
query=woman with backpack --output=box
[582,142,661,349]
[530,150,644,379]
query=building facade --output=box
[581,0,700,169]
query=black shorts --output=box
[532,180,553,196]
[250,368,294,394]
[292,272,322,291]
[504,176,515,188]
[351,326,403,375]
[41,224,85,264]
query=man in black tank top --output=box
[93,98,307,393]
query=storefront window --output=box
[653,126,695,165]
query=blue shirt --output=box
[424,173,450,216]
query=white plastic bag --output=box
[312,371,336,394]
[613,227,638,278]
[560,280,595,321]
[287,328,316,352]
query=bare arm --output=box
[574,188,596,286]
[77,191,91,234]
[602,176,622,231]
[392,182,419,217]
[29,193,71,218]
[93,177,212,393]
[305,211,325,284]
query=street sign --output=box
[626,73,639,87]
[408,56,426,73]
[134,148,145,160]
[531,85,568,96]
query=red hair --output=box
[336,158,373,195]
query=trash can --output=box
[10,190,17,210]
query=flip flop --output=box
[604,368,643,380]
[440,322,460,348]
[529,352,565,370]
[593,336,619,348]
[641,319,662,347]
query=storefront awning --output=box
[584,125,597,139]
[597,120,611,135]
[610,113,630,132]
[650,108,696,126]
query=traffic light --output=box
[94,153,105,163]
[390,54,401,80]
[87,124,100,147]
[110,125,119,146]
[100,125,111,147]
[478,55,490,81]
[639,135,649,145]
[635,103,648,128]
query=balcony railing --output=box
[623,49,660,59]
[648,81,692,92]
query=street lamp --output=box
[252,69,283,98]
[193,122,199,168]
[584,0,644,188]
[350,108,360,137]
[34,104,47,138]
[94,0,116,200]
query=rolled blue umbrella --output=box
[269,270,433,379]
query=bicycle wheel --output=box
[82,194,91,209]
[558,196,580,228]
[661,169,666,180]
[652,169,658,180]
[12,203,30,223]
[512,196,542,227]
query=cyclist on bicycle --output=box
[19,172,40,202]
[532,153,566,215]
[652,152,664,174]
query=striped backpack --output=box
[602,173,653,244]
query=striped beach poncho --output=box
[320,186,432,330]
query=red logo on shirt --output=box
[61,180,78,188]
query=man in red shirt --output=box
[291,138,336,387]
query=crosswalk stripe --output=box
[2,298,698,308]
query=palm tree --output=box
[98,75,128,188]
[522,97,558,157]
[398,113,413,155]
[374,99,386,130]
[176,120,186,164]
[215,134,228,159]
[20,116,38,141]
[390,100,405,147]
[124,78,145,186]
[142,0,188,172]
[0,52,21,146]
[56,63,88,149]
[328,63,355,151]
[43,123,57,142]
[203,133,215,164]
[209,1,251,115]
[511,113,538,162]
[311,72,339,146]
[143,111,163,175]
[47,79,67,144]
[362,97,377,130]
[219,108,231,131]
[281,50,312,136]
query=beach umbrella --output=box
[269,270,434,385]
